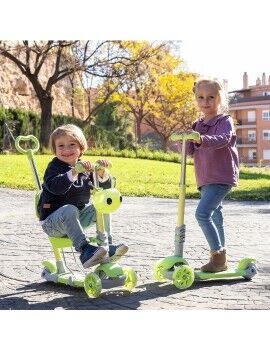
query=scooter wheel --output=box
[84,272,102,298]
[172,265,194,290]
[42,260,57,273]
[153,261,167,282]
[243,263,257,280]
[123,267,137,291]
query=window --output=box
[248,130,256,141]
[247,111,256,122]
[262,110,270,121]
[263,150,270,160]
[263,130,270,140]
[263,92,270,96]
[248,149,256,160]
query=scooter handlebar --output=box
[74,161,112,173]
[15,135,40,154]
[170,131,200,142]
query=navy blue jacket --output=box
[38,157,111,221]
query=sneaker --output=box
[108,243,129,263]
[79,244,107,268]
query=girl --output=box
[187,79,239,272]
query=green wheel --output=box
[42,260,57,273]
[123,267,137,291]
[153,261,167,282]
[84,272,102,298]
[172,265,194,290]
[237,257,256,270]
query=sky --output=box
[180,39,270,92]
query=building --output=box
[229,72,270,166]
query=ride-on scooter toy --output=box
[15,135,137,298]
[153,131,257,290]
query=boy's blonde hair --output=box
[50,124,88,155]
[193,78,228,114]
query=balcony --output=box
[237,138,257,147]
[235,120,256,129]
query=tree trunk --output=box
[136,120,142,144]
[161,137,168,152]
[39,95,53,150]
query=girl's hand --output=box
[191,138,201,145]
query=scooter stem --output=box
[174,139,187,256]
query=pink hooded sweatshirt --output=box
[187,114,239,189]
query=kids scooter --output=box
[15,135,137,298]
[153,131,257,290]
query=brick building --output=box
[229,72,270,166]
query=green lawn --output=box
[0,154,269,200]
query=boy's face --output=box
[54,135,81,166]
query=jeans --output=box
[41,204,111,251]
[195,184,232,251]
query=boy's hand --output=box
[96,159,110,168]
[96,159,110,178]
[74,161,94,175]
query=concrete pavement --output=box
[0,188,269,310]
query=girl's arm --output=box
[186,141,195,156]
[199,116,235,150]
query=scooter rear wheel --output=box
[84,272,102,298]
[153,261,167,282]
[123,267,137,291]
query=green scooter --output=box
[153,131,257,289]
[15,135,137,298]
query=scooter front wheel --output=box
[243,263,257,280]
[172,265,194,289]
[84,272,102,298]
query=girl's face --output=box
[54,135,81,166]
[195,83,221,119]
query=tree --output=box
[144,73,197,151]
[0,40,164,149]
[112,41,182,144]
[91,101,132,149]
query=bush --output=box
[0,106,84,151]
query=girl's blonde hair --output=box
[50,124,88,155]
[193,78,229,114]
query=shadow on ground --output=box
[0,277,251,310]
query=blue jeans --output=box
[195,184,232,251]
[41,204,111,251]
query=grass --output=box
[0,154,269,200]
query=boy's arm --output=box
[43,164,75,195]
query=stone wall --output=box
[0,55,84,118]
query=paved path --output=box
[0,188,269,310]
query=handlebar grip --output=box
[15,135,40,154]
[94,161,112,171]
[74,161,112,173]
[170,131,200,142]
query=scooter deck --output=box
[194,268,246,280]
